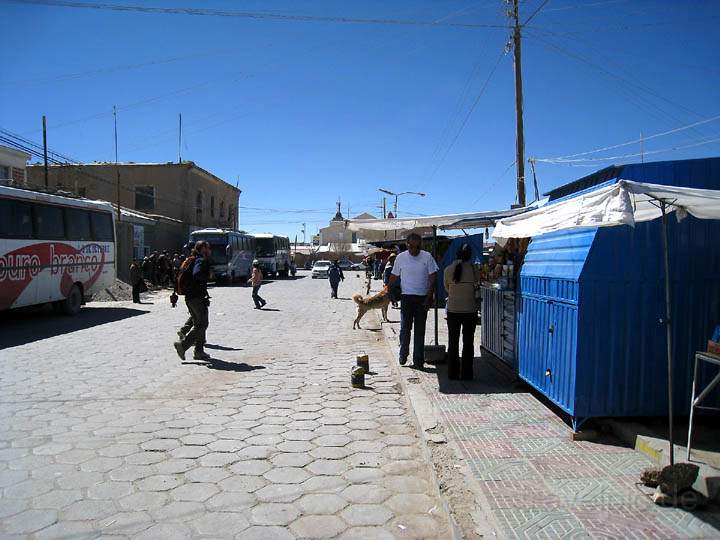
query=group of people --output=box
[385,232,479,380]
[129,251,186,303]
[163,234,479,379]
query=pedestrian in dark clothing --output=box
[444,243,479,380]
[142,256,152,281]
[248,260,266,309]
[129,260,143,303]
[173,241,211,361]
[146,252,157,285]
[328,261,344,298]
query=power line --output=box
[522,0,550,26]
[11,0,510,29]
[537,114,720,161]
[522,31,717,143]
[534,136,720,164]
[423,47,508,184]
[0,49,230,90]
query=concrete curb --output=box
[372,309,502,539]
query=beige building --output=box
[0,145,30,184]
[26,161,241,252]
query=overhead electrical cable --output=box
[0,49,230,89]
[422,48,508,185]
[536,114,720,161]
[522,0,550,26]
[523,31,717,142]
[10,0,510,28]
[534,136,720,164]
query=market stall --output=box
[346,207,526,353]
[493,161,720,463]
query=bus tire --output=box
[62,284,83,316]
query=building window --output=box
[210,196,215,217]
[219,201,225,217]
[135,186,155,211]
[227,204,234,226]
[0,166,10,180]
[78,186,87,198]
[196,190,203,221]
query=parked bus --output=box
[252,234,291,277]
[188,228,255,282]
[0,185,116,315]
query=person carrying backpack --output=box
[173,240,211,361]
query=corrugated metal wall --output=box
[517,157,720,425]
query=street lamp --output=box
[377,188,426,218]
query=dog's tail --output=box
[352,293,364,305]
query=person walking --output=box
[129,259,144,304]
[444,243,479,380]
[249,260,266,309]
[388,233,438,369]
[328,260,344,299]
[173,241,211,361]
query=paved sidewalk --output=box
[379,304,720,539]
[0,272,451,539]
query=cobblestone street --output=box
[0,272,452,539]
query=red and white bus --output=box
[0,185,116,315]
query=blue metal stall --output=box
[517,157,720,429]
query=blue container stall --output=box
[517,157,720,430]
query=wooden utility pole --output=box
[510,0,526,207]
[42,115,49,187]
[114,106,121,220]
[178,113,182,163]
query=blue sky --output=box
[2,0,719,239]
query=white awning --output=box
[345,208,526,233]
[493,180,720,244]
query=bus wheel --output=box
[62,284,83,316]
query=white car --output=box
[311,260,332,279]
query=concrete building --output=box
[318,204,383,246]
[0,145,30,184]
[26,161,241,252]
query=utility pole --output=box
[42,115,48,187]
[382,197,386,219]
[114,106,120,220]
[178,113,182,163]
[301,223,306,245]
[510,0,526,207]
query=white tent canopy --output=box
[493,180,720,244]
[345,208,526,233]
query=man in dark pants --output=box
[173,241,211,361]
[387,233,438,369]
[129,259,143,304]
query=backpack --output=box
[176,256,196,295]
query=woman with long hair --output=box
[443,243,479,380]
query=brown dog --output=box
[352,290,390,329]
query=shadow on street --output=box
[0,306,149,350]
[182,359,267,372]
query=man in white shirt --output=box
[387,232,438,368]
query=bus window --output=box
[91,212,114,242]
[0,199,33,238]
[65,208,92,241]
[35,204,65,240]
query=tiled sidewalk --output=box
[380,307,720,539]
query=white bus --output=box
[252,234,291,277]
[0,185,116,315]
[188,228,255,283]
